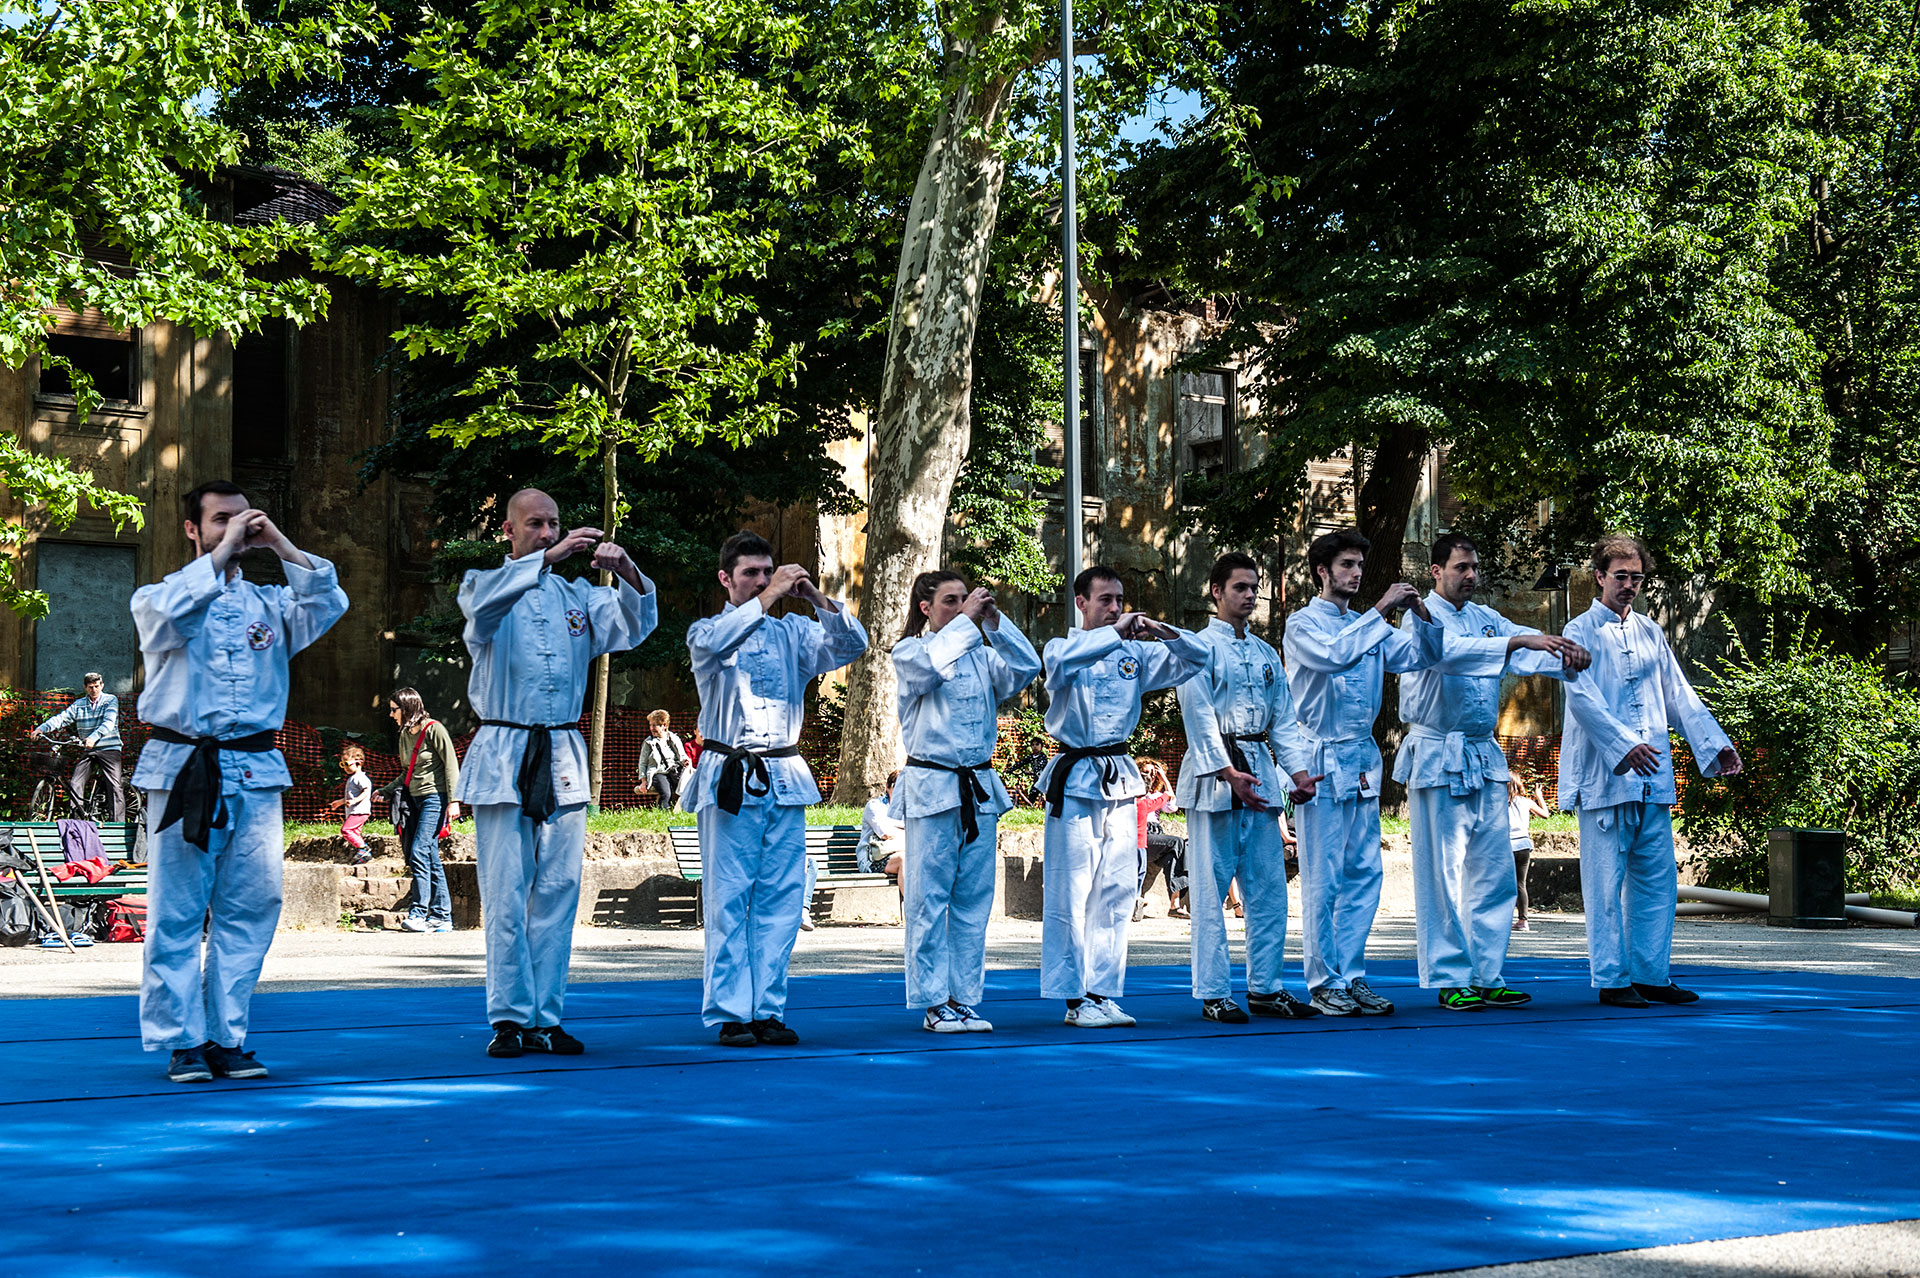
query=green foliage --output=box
[1678,624,1920,893]
[327,0,837,474]
[0,0,375,617]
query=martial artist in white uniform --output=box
[892,571,1042,1032]
[133,483,348,1083]
[1040,566,1207,1027]
[1283,529,1443,1017]
[1397,534,1588,1010]
[1176,553,1323,1023]
[1560,536,1740,1006]
[456,490,656,1059]
[688,532,868,1046]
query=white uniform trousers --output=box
[1578,801,1677,989]
[1188,807,1292,1001]
[474,802,588,1028]
[1294,792,1382,993]
[699,800,806,1025]
[140,787,284,1051]
[1040,795,1137,1000]
[1408,783,1516,989]
[902,811,998,1009]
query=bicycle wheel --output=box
[79,776,109,823]
[28,779,55,822]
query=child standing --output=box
[1507,775,1551,931]
[331,745,374,865]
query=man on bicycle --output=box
[30,672,124,820]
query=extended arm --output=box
[687,597,770,674]
[279,555,350,656]
[1142,626,1211,692]
[800,600,870,678]
[1284,608,1394,673]
[1660,642,1737,776]
[459,552,544,648]
[1383,611,1446,673]
[131,554,227,655]
[587,571,659,659]
[892,615,984,697]
[1043,626,1124,695]
[983,617,1044,701]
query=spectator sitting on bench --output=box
[859,769,906,889]
[639,709,689,807]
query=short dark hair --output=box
[902,569,967,640]
[1430,532,1478,568]
[183,480,247,525]
[1209,552,1260,595]
[1073,565,1123,600]
[719,530,775,575]
[1593,534,1652,576]
[1307,528,1370,589]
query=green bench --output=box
[666,824,887,927]
[2,820,145,951]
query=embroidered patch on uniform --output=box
[1483,624,1497,637]
[566,608,588,637]
[1262,663,1275,685]
[247,622,275,650]
[1117,655,1140,680]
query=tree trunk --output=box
[831,66,1014,805]
[588,438,618,808]
[1353,422,1430,811]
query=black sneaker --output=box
[1599,986,1651,1008]
[522,1026,585,1055]
[1633,982,1700,1005]
[204,1043,269,1079]
[1474,986,1533,1008]
[1203,998,1250,1024]
[750,1017,800,1046]
[167,1046,212,1083]
[1248,990,1322,1019]
[718,1022,758,1047]
[487,1022,525,1057]
[1437,987,1487,1012]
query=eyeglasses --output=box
[1605,572,1646,585]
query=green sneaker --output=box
[1437,987,1487,1011]
[1474,985,1533,1008]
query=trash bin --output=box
[1767,827,1847,929]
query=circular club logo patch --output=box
[1263,663,1276,685]
[566,608,588,638]
[1482,624,1498,637]
[1116,655,1140,680]
[246,622,275,650]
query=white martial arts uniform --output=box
[688,597,868,1026]
[1038,624,1207,1001]
[1283,596,1443,993]
[1396,593,1575,990]
[1176,619,1313,1002]
[132,553,348,1051]
[455,552,656,1029]
[1559,600,1733,989]
[893,614,1042,1009]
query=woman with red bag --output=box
[380,687,461,932]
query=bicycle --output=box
[25,734,143,825]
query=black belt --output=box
[905,757,996,844]
[1043,741,1132,816]
[706,740,801,815]
[147,725,278,851]
[1223,731,1273,811]
[479,719,578,824]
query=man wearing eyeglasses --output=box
[1559,534,1742,1008]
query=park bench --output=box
[665,824,887,927]
[1,820,145,951]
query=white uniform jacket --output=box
[1175,619,1313,813]
[1282,596,1443,802]
[1037,625,1208,804]
[1395,593,1577,796]
[455,552,657,810]
[1558,600,1732,811]
[130,554,349,793]
[686,597,870,809]
[892,615,1042,819]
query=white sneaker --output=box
[399,914,430,933]
[1066,1000,1113,1027]
[1095,998,1136,1027]
[1348,978,1395,1016]
[951,1003,994,1032]
[923,1005,967,1033]
[1312,987,1362,1016]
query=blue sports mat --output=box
[5,959,1917,1276]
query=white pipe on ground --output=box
[1845,903,1920,928]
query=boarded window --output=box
[34,543,139,695]
[234,318,292,462]
[1179,368,1235,480]
[39,326,137,404]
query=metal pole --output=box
[1060,0,1083,605]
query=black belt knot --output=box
[479,719,578,824]
[1223,731,1274,810]
[707,740,802,815]
[905,757,996,843]
[1043,741,1132,816]
[146,724,278,850]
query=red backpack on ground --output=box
[104,897,147,943]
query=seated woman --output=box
[858,769,906,887]
[637,709,688,807]
[1135,759,1190,920]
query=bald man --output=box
[456,490,657,1059]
